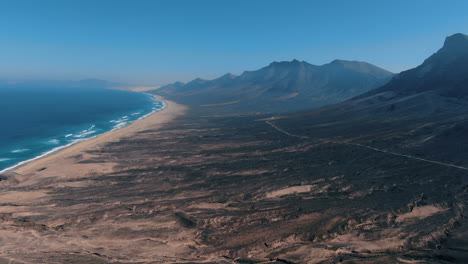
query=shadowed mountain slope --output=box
[365,33,468,98]
[275,33,468,170]
[150,59,394,113]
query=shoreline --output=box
[3,97,185,177]
[0,94,165,175]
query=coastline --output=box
[0,92,165,175]
[6,98,186,179]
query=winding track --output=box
[265,120,309,139]
[265,119,468,172]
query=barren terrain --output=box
[1,103,467,263]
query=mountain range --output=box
[151,59,394,113]
[149,33,468,263]
[151,33,468,167]
[275,33,468,167]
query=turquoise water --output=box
[0,86,165,173]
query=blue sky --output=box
[0,0,467,85]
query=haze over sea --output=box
[0,86,164,173]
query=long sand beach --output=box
[8,99,186,183]
[0,98,201,264]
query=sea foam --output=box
[0,138,89,174]
[0,95,166,174]
[11,148,30,153]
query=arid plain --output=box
[1,96,467,263]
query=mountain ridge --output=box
[359,33,468,99]
[150,59,394,113]
[276,33,468,165]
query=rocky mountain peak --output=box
[441,33,468,53]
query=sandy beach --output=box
[9,99,186,185]
[0,98,201,264]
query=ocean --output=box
[0,86,164,173]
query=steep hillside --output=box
[276,33,468,167]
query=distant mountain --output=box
[150,59,394,113]
[275,33,468,166]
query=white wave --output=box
[110,115,130,124]
[0,137,92,174]
[65,134,73,138]
[73,130,96,138]
[48,139,60,144]
[137,100,167,121]
[0,158,11,162]
[76,124,96,134]
[73,124,98,138]
[137,111,153,120]
[11,149,30,153]
[131,112,141,116]
[0,98,167,175]
[111,122,128,131]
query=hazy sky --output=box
[1,0,468,85]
